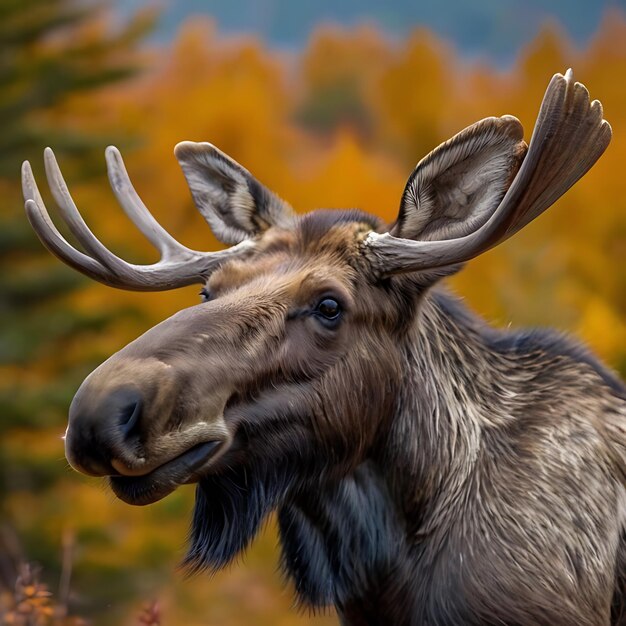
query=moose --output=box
[22,69,625,625]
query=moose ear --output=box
[175,141,294,245]
[391,116,527,242]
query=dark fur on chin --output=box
[184,409,321,573]
[184,459,294,573]
[186,457,418,621]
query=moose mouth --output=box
[109,441,223,506]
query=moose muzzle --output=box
[65,337,233,505]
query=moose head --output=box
[22,70,625,625]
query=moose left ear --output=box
[391,116,527,242]
[175,141,294,245]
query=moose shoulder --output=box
[22,70,625,625]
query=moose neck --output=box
[278,287,520,622]
[380,288,514,532]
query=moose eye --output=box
[199,287,212,303]
[314,297,342,327]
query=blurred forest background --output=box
[1,0,625,624]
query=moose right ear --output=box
[391,116,527,242]
[175,142,294,245]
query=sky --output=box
[117,0,626,63]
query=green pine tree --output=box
[0,0,155,603]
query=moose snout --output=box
[64,351,234,484]
[65,386,145,477]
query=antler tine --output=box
[22,160,126,286]
[105,146,194,262]
[43,147,141,277]
[365,69,611,275]
[496,69,611,239]
[23,150,257,291]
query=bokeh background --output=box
[1,0,625,624]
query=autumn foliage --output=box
[1,6,626,625]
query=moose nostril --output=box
[118,397,142,437]
[110,388,143,440]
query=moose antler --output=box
[22,147,254,290]
[365,69,612,275]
